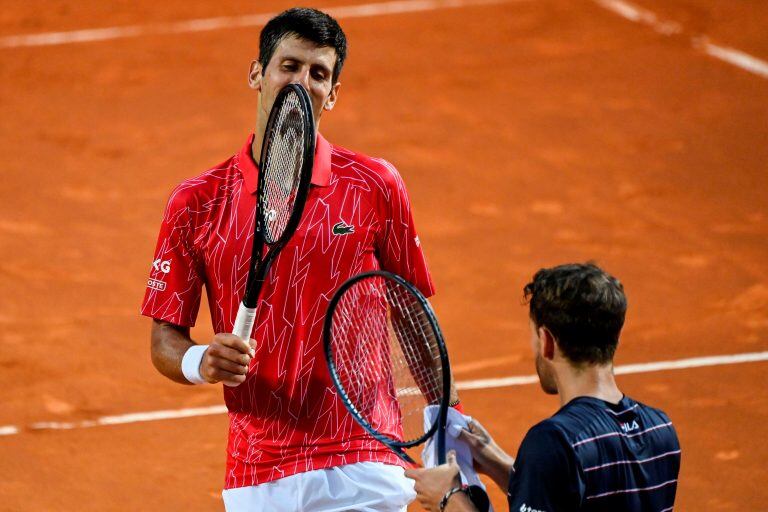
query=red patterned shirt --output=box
[141,134,434,488]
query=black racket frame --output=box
[242,83,315,308]
[323,270,452,465]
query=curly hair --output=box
[524,263,627,365]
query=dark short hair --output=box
[524,263,627,365]
[259,8,348,84]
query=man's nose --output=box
[291,69,311,91]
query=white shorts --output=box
[222,462,416,512]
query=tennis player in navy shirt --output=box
[406,263,681,511]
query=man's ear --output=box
[539,327,556,361]
[248,60,262,91]
[324,81,341,111]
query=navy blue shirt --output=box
[507,396,680,512]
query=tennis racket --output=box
[324,270,451,465]
[232,83,315,345]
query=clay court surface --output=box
[1,0,767,510]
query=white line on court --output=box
[0,426,20,436]
[25,405,228,432]
[0,0,518,49]
[457,350,768,390]
[700,42,768,79]
[0,351,766,437]
[593,0,768,79]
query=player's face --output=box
[250,35,341,131]
[530,321,558,395]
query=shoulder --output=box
[164,155,237,218]
[631,396,674,423]
[512,419,577,486]
[520,418,572,457]
[328,142,404,189]
[546,399,607,441]
[628,397,680,446]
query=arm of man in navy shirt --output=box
[458,418,515,490]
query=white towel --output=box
[421,406,493,511]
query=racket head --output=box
[257,83,315,247]
[324,270,451,464]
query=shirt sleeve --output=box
[507,422,583,512]
[140,185,204,327]
[373,158,435,297]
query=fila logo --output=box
[153,259,171,274]
[519,504,545,512]
[147,278,166,291]
[332,221,355,236]
[620,420,640,433]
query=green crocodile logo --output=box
[332,221,355,236]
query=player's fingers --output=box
[467,417,490,436]
[404,468,422,479]
[210,356,249,376]
[202,366,247,386]
[222,374,247,387]
[458,426,482,446]
[447,450,457,466]
[214,333,253,354]
[208,344,252,365]
[462,419,491,444]
[215,368,248,385]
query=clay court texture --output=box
[1,0,767,510]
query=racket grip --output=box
[232,302,257,341]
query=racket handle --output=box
[232,302,257,341]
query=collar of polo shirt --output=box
[238,132,332,194]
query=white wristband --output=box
[181,344,209,384]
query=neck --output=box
[251,113,268,165]
[554,362,623,406]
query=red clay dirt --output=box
[0,0,766,510]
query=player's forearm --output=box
[150,319,196,384]
[486,455,514,490]
[458,419,515,490]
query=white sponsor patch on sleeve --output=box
[147,278,167,291]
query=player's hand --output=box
[200,333,256,387]
[458,418,515,489]
[405,451,469,511]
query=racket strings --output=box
[331,276,445,445]
[386,285,444,406]
[261,92,306,244]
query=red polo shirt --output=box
[141,134,434,488]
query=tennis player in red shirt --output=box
[142,7,443,511]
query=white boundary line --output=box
[700,42,768,79]
[593,0,768,79]
[457,350,768,390]
[1,351,766,437]
[25,405,228,432]
[0,426,20,436]
[0,0,518,49]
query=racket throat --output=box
[242,247,279,308]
